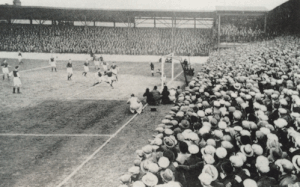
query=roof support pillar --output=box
[264,14,267,33]
[218,15,221,52]
[194,17,196,29]
[154,17,156,28]
[114,22,115,28]
[30,19,32,25]
[94,21,96,26]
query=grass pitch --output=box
[0,57,185,187]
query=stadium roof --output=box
[216,6,267,16]
[0,5,267,23]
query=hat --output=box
[158,157,170,169]
[134,159,141,166]
[292,155,300,171]
[202,164,218,181]
[203,154,215,164]
[229,155,244,167]
[188,144,200,154]
[163,136,177,148]
[274,118,288,128]
[128,166,140,175]
[243,179,258,187]
[206,139,216,147]
[132,181,146,187]
[142,173,158,186]
[222,141,234,149]
[142,145,153,154]
[240,130,251,137]
[201,145,216,156]
[233,110,242,119]
[260,127,271,135]
[241,144,254,157]
[256,156,269,167]
[218,121,227,129]
[160,169,174,182]
[155,127,164,133]
[214,130,223,140]
[252,144,263,156]
[148,163,160,173]
[216,147,227,159]
[120,174,132,183]
[198,173,213,185]
[197,110,205,117]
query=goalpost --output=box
[160,53,182,89]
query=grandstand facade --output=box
[0,2,297,55]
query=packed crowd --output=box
[119,36,300,187]
[219,24,264,43]
[0,24,212,56]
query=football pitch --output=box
[0,58,184,187]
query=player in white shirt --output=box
[102,61,108,71]
[1,60,10,80]
[18,51,23,64]
[49,56,57,72]
[82,59,89,77]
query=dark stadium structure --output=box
[0,1,298,55]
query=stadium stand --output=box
[0,25,212,56]
[119,36,300,187]
[119,0,300,186]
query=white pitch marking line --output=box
[0,133,112,137]
[66,84,101,99]
[55,71,183,187]
[0,66,51,76]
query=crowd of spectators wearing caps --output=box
[0,25,212,56]
[119,36,300,187]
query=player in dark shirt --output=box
[66,60,73,80]
[82,60,89,77]
[150,62,154,76]
[12,66,22,93]
[111,62,118,81]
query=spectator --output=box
[143,88,155,105]
[151,86,161,105]
[161,86,171,104]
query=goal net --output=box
[160,53,182,88]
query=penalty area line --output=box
[55,71,183,187]
[0,133,112,137]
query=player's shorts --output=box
[94,61,100,66]
[84,66,89,72]
[151,70,154,73]
[103,65,108,71]
[104,75,111,83]
[112,69,117,75]
[18,56,22,62]
[13,77,22,86]
[50,62,56,67]
[2,68,9,74]
[67,68,73,74]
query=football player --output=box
[66,59,73,80]
[12,66,21,94]
[1,59,10,80]
[82,59,89,77]
[49,56,57,72]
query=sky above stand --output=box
[2,0,288,11]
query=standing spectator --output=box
[161,86,171,104]
[151,86,161,105]
[143,88,155,105]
